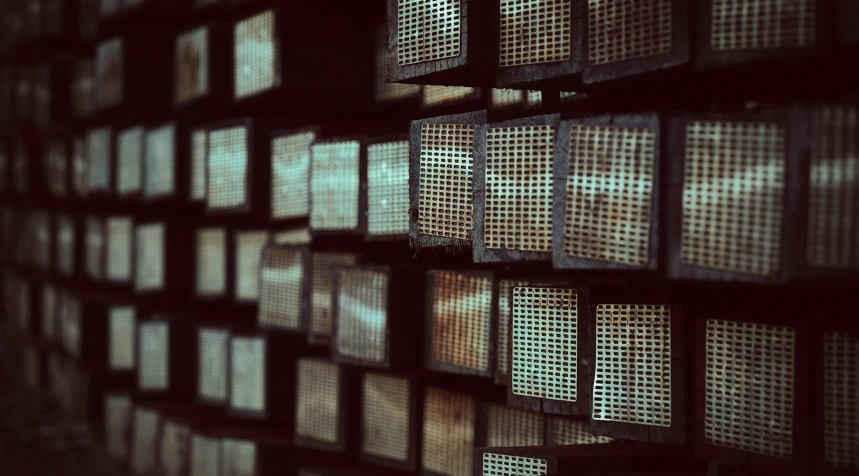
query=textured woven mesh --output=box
[105,395,131,459]
[397,0,461,65]
[109,306,135,370]
[272,131,315,219]
[160,421,191,476]
[85,216,104,280]
[222,438,257,476]
[131,408,159,474]
[138,321,169,390]
[86,127,111,192]
[711,0,815,51]
[106,216,132,282]
[207,126,248,211]
[588,0,672,65]
[259,246,304,329]
[296,359,341,443]
[176,26,209,104]
[362,372,410,462]
[497,279,529,377]
[44,139,67,196]
[423,86,476,107]
[144,124,176,198]
[191,435,220,476]
[422,387,474,476]
[549,417,613,444]
[335,268,388,363]
[486,404,545,447]
[134,223,165,292]
[310,141,361,230]
[375,27,420,101]
[117,126,143,195]
[418,123,475,240]
[95,37,122,108]
[367,140,410,236]
[230,336,266,413]
[310,252,359,337]
[198,328,229,402]
[196,227,226,296]
[823,331,859,471]
[430,271,492,373]
[492,89,524,107]
[234,10,276,99]
[191,129,207,200]
[57,214,74,274]
[235,230,270,301]
[482,453,547,476]
[500,0,571,66]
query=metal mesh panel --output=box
[367,140,409,236]
[310,252,359,337]
[418,123,475,240]
[704,319,795,458]
[486,404,545,447]
[96,37,123,108]
[564,124,656,266]
[824,331,859,471]
[310,141,361,230]
[176,26,209,104]
[86,127,112,192]
[109,306,136,370]
[132,408,160,475]
[273,228,311,245]
[57,214,74,274]
[106,216,132,282]
[191,129,207,200]
[161,421,192,476]
[511,286,577,401]
[592,304,672,426]
[41,285,56,341]
[492,89,524,107]
[259,246,304,329]
[134,223,165,292]
[527,91,542,106]
[198,328,229,402]
[483,453,547,476]
[430,270,492,373]
[105,395,131,459]
[397,0,461,65]
[422,387,474,476]
[139,321,169,390]
[423,85,476,107]
[587,0,672,65]
[549,417,612,444]
[296,359,341,443]
[711,0,815,51]
[234,10,276,99]
[500,0,571,67]
[207,126,248,210]
[272,131,314,219]
[682,120,785,276]
[230,336,266,413]
[235,230,270,301]
[44,139,67,196]
[497,279,527,377]
[196,227,226,296]
[335,268,388,363]
[222,439,257,476]
[85,216,105,280]
[191,435,221,476]
[362,373,410,462]
[72,137,88,196]
[144,124,176,198]
[73,59,95,118]
[375,27,420,101]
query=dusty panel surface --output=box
[310,252,359,338]
[272,131,315,219]
[109,306,136,370]
[500,0,571,66]
[230,336,266,412]
[482,453,547,476]
[588,0,672,65]
[485,403,545,447]
[135,223,165,291]
[362,372,411,462]
[429,270,493,373]
[138,321,169,390]
[235,230,270,301]
[710,0,815,51]
[367,140,410,236]
[176,26,209,103]
[199,328,229,402]
[207,126,248,210]
[336,268,389,363]
[234,10,276,99]
[296,359,341,443]
[259,246,304,329]
[422,387,475,476]
[397,0,461,66]
[310,141,361,231]
[196,227,227,296]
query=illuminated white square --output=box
[234,10,276,99]
[138,321,169,390]
[198,327,229,402]
[106,216,133,282]
[117,126,143,195]
[86,127,112,192]
[207,126,248,210]
[235,230,270,301]
[190,129,207,200]
[134,223,165,292]
[144,124,176,198]
[109,306,136,370]
[310,141,361,230]
[230,336,266,413]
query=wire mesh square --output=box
[234,10,276,99]
[230,336,266,413]
[258,246,304,330]
[422,387,475,476]
[117,126,143,195]
[296,359,341,443]
[422,85,476,107]
[161,421,192,476]
[109,306,136,370]
[191,129,207,200]
[362,372,411,462]
[548,417,612,444]
[397,0,461,66]
[105,395,132,459]
[176,26,209,104]
[823,331,858,471]
[587,0,672,65]
[144,124,176,198]
[132,408,160,474]
[310,141,361,231]
[310,252,359,338]
[429,270,493,374]
[335,267,388,363]
[44,139,68,196]
[96,37,123,108]
[500,0,571,67]
[711,0,815,51]
[272,131,315,219]
[375,26,420,102]
[235,230,270,301]
[221,438,257,476]
[86,127,112,192]
[491,89,524,108]
[273,228,311,245]
[485,403,545,447]
[199,327,229,402]
[106,216,132,282]
[134,223,165,292]
[367,140,409,237]
[191,434,221,476]
[482,453,548,476]
[196,227,227,297]
[138,321,169,390]
[85,216,105,280]
[207,125,248,211]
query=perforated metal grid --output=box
[259,246,304,329]
[235,230,270,301]
[564,124,656,266]
[134,223,165,292]
[234,10,276,99]
[511,286,577,401]
[44,139,67,196]
[272,131,314,219]
[86,127,111,192]
[711,0,815,51]
[106,216,132,282]
[230,336,266,413]
[109,306,136,370]
[418,123,475,240]
[484,125,555,252]
[198,327,229,402]
[196,227,226,296]
[192,434,221,476]
[207,126,248,210]
[310,252,359,337]
[704,319,795,458]
[138,321,169,390]
[492,89,524,108]
[95,37,122,108]
[57,214,74,274]
[497,279,527,377]
[310,141,361,230]
[335,268,388,363]
[105,395,131,459]
[274,228,311,245]
[500,0,571,67]
[367,140,409,236]
[72,59,94,118]
[486,404,545,447]
[430,270,492,373]
[482,452,547,476]
[144,124,176,198]
[549,417,613,444]
[397,0,461,66]
[85,216,104,280]
[375,27,421,102]
[592,304,672,426]
[422,387,474,476]
[824,331,859,471]
[362,372,410,462]
[41,285,56,341]
[423,85,476,107]
[191,129,207,200]
[682,120,785,277]
[161,421,191,476]
[132,408,159,474]
[222,438,257,476]
[176,26,209,104]
[296,359,341,443]
[587,0,672,65]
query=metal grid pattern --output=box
[511,286,577,401]
[418,123,475,240]
[423,85,476,107]
[259,246,304,330]
[310,141,361,230]
[272,131,315,219]
[196,227,227,296]
[191,435,220,476]
[207,126,248,210]
[808,105,859,270]
[367,140,410,236]
[57,214,74,274]
[564,124,656,266]
[823,331,859,471]
[230,336,266,413]
[235,230,270,301]
[430,270,493,373]
[105,395,131,459]
[85,216,104,280]
[587,0,672,65]
[497,279,528,377]
[134,223,165,292]
[191,129,207,200]
[274,228,311,245]
[549,417,613,444]
[160,421,191,476]
[500,0,571,67]
[485,125,555,252]
[86,127,112,192]
[422,387,475,476]
[482,453,547,476]
[138,321,169,390]
[296,359,341,443]
[336,268,389,363]
[682,120,785,276]
[222,438,257,476]
[198,328,229,402]
[106,216,132,282]
[486,404,545,447]
[234,10,276,99]
[362,372,410,462]
[704,319,795,458]
[492,89,524,107]
[397,0,461,66]
[117,126,143,195]
[109,306,136,370]
[144,124,176,198]
[592,304,672,426]
[44,139,67,196]
[41,285,56,341]
[176,26,209,104]
[310,252,359,337]
[711,0,815,51]
[375,27,421,102]
[95,37,122,108]
[132,408,159,474]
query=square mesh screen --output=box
[105,395,131,459]
[483,453,547,476]
[106,216,132,282]
[258,246,304,329]
[587,0,672,65]
[85,216,105,280]
[418,123,475,240]
[363,372,410,462]
[96,37,123,108]
[221,438,257,476]
[199,328,229,402]
[823,331,858,471]
[144,124,176,198]
[176,26,209,104]
[135,223,165,292]
[422,387,474,476]
[72,59,94,118]
[196,227,227,296]
[274,228,311,245]
[592,304,672,426]
[310,252,359,337]
[57,214,74,274]
[191,435,220,476]
[549,417,612,444]
[41,285,56,341]
[367,140,410,236]
[335,268,389,363]
[423,85,476,107]
[235,230,270,301]
[711,0,815,51]
[191,129,207,200]
[682,120,785,277]
[109,306,136,370]
[704,319,795,458]
[234,10,276,99]
[511,286,578,401]
[86,127,112,192]
[310,141,361,231]
[161,421,191,476]
[500,0,571,66]
[564,124,656,266]
[132,408,159,474]
[272,131,315,219]
[207,126,248,210]
[397,0,461,65]
[492,89,525,107]
[375,27,421,101]
[430,270,493,373]
[44,140,67,196]
[139,321,169,390]
[485,125,555,252]
[230,336,266,412]
[486,404,545,447]
[296,359,341,443]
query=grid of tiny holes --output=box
[73,138,88,196]
[207,126,248,210]
[139,322,169,390]
[808,105,859,270]
[96,38,122,108]
[497,279,528,377]
[161,422,191,476]
[492,89,524,107]
[198,328,229,402]
[272,131,315,219]
[588,0,672,65]
[363,373,410,462]
[191,435,220,476]
[549,417,612,444]
[565,124,656,266]
[423,85,476,107]
[235,230,269,301]
[368,141,410,236]
[310,141,361,230]
[824,331,859,471]
[57,215,74,274]
[486,404,545,447]
[375,27,420,101]
[196,227,226,296]
[86,217,104,280]
[106,216,132,282]
[132,409,159,474]
[176,26,209,104]
[310,252,358,337]
[234,10,276,99]
[222,439,256,476]
[135,223,165,291]
[430,271,492,373]
[500,0,571,67]
[705,319,795,458]
[259,247,303,329]
[87,127,111,192]
[397,0,461,66]
[483,453,547,476]
[682,120,785,277]
[418,123,475,240]
[230,336,266,412]
[336,268,388,363]
[191,129,207,200]
[109,306,135,370]
[117,126,142,195]
[144,125,176,198]
[296,359,341,443]
[511,287,577,401]
[422,387,474,476]
[711,0,815,51]
[592,304,672,426]
[105,395,131,459]
[485,126,555,252]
